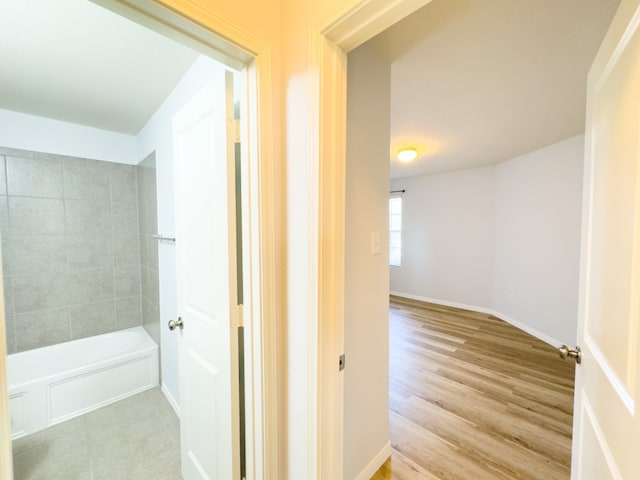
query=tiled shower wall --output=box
[1,146,143,353]
[137,153,160,347]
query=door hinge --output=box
[339,354,345,371]
[228,118,241,143]
[234,304,244,328]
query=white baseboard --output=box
[489,310,563,348]
[353,441,391,480]
[389,291,494,315]
[162,383,181,418]
[389,291,564,348]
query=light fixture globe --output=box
[397,148,418,163]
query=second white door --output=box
[572,0,640,478]
[174,69,241,480]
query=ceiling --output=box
[0,0,198,135]
[0,1,620,162]
[368,0,621,179]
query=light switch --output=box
[371,231,381,255]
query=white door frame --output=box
[307,1,433,477]
[0,274,10,480]
[100,3,280,479]
[105,5,280,480]
[0,1,280,479]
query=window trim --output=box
[389,195,402,267]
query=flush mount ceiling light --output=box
[397,148,418,163]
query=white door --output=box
[174,70,240,480]
[571,0,640,478]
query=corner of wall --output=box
[391,134,584,348]
[353,441,391,480]
[0,109,138,164]
[344,40,391,480]
[492,134,584,346]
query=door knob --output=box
[558,345,581,364]
[168,317,184,331]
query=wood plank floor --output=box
[372,296,575,480]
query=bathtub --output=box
[7,326,159,439]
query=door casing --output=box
[0,1,280,479]
[307,1,435,477]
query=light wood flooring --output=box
[372,296,575,480]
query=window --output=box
[389,196,402,266]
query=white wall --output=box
[390,167,496,309]
[344,43,391,480]
[493,135,584,345]
[0,109,137,163]
[391,135,584,347]
[136,55,226,411]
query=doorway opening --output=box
[0,1,275,479]
[342,0,618,478]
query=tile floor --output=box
[12,388,182,480]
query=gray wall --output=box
[344,42,391,479]
[492,135,584,345]
[137,153,160,347]
[389,166,496,308]
[389,135,584,346]
[1,146,142,353]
